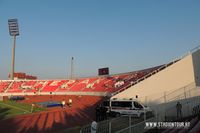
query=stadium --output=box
[1,1,200,133]
[0,46,200,133]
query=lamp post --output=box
[70,57,74,79]
[8,19,19,80]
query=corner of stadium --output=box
[0,46,200,133]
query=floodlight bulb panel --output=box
[8,19,19,36]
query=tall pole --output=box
[11,36,16,80]
[70,57,74,79]
[8,18,19,80]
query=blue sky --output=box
[0,0,200,79]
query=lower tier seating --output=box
[0,66,160,93]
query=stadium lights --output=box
[8,18,19,80]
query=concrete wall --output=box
[192,49,200,86]
[112,53,196,103]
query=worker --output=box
[95,105,100,121]
[68,98,72,107]
[62,99,66,109]
[91,121,97,133]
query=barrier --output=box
[36,101,62,108]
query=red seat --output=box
[7,81,24,93]
[42,80,64,92]
[0,81,11,92]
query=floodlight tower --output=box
[8,19,19,80]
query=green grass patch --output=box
[0,100,46,120]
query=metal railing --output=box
[115,86,200,133]
[79,114,152,133]
[79,85,200,133]
[143,82,196,105]
[80,115,129,133]
[115,117,156,133]
[149,86,200,120]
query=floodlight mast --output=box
[8,19,19,80]
[11,36,16,80]
[70,57,74,79]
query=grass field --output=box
[0,100,46,120]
